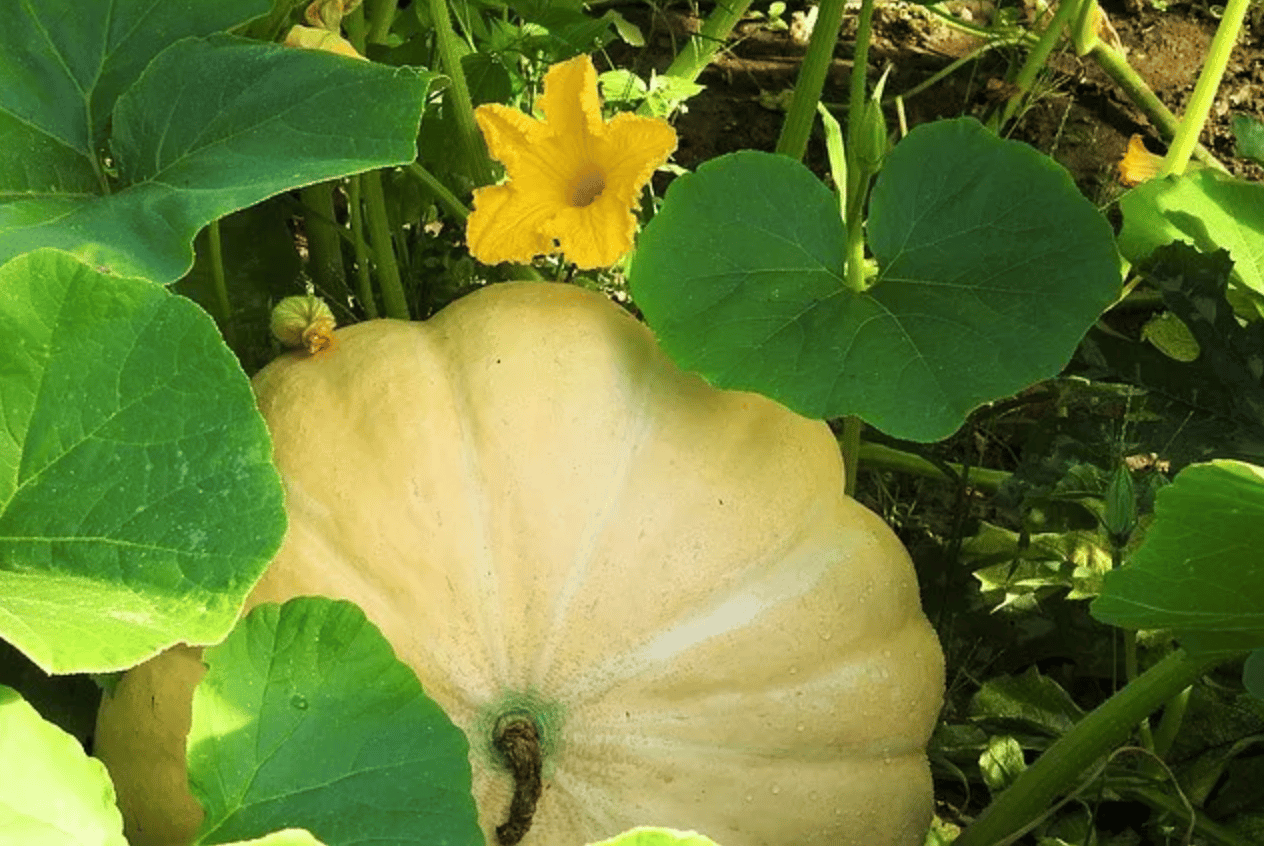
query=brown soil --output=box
[609,0,1264,197]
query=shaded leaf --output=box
[1118,169,1264,297]
[1247,649,1264,701]
[969,667,1085,737]
[2,35,433,283]
[1231,114,1264,168]
[1076,245,1264,470]
[630,118,1119,442]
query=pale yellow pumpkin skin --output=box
[96,282,944,846]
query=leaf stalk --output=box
[1159,0,1250,176]
[955,648,1230,846]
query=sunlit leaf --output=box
[190,598,481,846]
[0,250,283,673]
[1092,460,1264,655]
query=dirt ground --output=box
[610,0,1264,199]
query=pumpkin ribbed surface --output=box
[96,281,943,846]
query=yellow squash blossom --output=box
[467,55,678,269]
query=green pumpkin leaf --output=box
[1,33,433,283]
[587,828,723,846]
[1246,650,1264,700]
[630,118,1119,442]
[1092,460,1264,655]
[1118,169,1264,298]
[0,0,269,175]
[1233,114,1264,167]
[224,832,329,846]
[189,597,482,846]
[0,250,284,674]
[969,667,1085,737]
[0,684,127,846]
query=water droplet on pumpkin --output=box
[789,666,798,675]
[290,694,308,710]
[771,785,781,795]
[820,631,833,642]
[744,794,753,803]
[796,723,805,732]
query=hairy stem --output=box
[206,219,236,348]
[406,162,470,220]
[359,170,409,320]
[364,0,396,44]
[300,182,349,301]
[842,0,879,297]
[653,0,753,92]
[856,442,1011,493]
[1088,42,1226,172]
[429,0,494,186]
[996,0,1082,130]
[776,0,848,160]
[346,176,379,319]
[1159,0,1249,177]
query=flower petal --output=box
[467,183,558,265]
[538,55,605,164]
[283,25,365,60]
[546,203,638,270]
[596,112,678,208]
[477,103,578,205]
[475,104,542,171]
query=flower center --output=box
[568,166,606,207]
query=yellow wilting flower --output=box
[1117,134,1164,186]
[467,55,678,270]
[283,0,365,60]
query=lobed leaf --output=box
[1092,460,1264,655]
[0,684,127,846]
[1,33,434,283]
[0,250,284,674]
[189,597,482,846]
[1118,169,1264,299]
[630,118,1120,442]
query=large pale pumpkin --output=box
[96,282,943,846]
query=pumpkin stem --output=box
[493,714,543,845]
